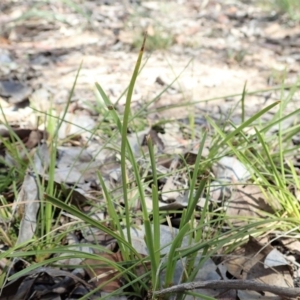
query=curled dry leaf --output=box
[141,128,165,152]
[222,236,293,299]
[225,184,281,226]
[82,252,124,293]
[15,143,49,245]
[82,251,150,293]
[0,128,47,149]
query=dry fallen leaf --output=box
[225,184,280,226]
[15,143,49,245]
[222,236,294,299]
[82,251,150,293]
[212,156,251,183]
[264,248,289,269]
[278,237,300,255]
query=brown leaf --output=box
[0,128,47,149]
[82,252,125,292]
[25,130,47,149]
[223,236,293,298]
[15,143,49,245]
[82,251,150,292]
[225,184,281,226]
[141,129,164,152]
[277,237,300,258]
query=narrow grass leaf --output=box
[146,134,160,277]
[164,222,190,287]
[45,194,141,258]
[120,33,147,248]
[241,81,247,123]
[254,128,283,188]
[184,130,208,225]
[97,171,127,258]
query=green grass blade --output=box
[45,194,140,258]
[164,222,190,287]
[146,134,160,288]
[120,34,147,249]
[97,171,127,257]
[241,81,247,123]
[184,130,208,225]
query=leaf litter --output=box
[1,0,300,299]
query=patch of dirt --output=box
[1,0,300,125]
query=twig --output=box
[153,280,300,299]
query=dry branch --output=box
[154,280,300,299]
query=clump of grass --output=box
[2,34,300,299]
[133,29,173,51]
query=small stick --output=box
[154,280,300,299]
